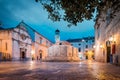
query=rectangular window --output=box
[86,45,88,48]
[46,41,48,46]
[78,48,81,52]
[6,42,7,51]
[40,37,42,44]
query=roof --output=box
[67,37,94,42]
[18,22,35,42]
[0,27,4,30]
[20,22,53,43]
[0,21,53,43]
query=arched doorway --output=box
[106,41,111,63]
[20,48,26,60]
[21,51,26,59]
[39,50,43,61]
[40,53,42,59]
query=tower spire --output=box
[55,29,60,43]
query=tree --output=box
[35,0,120,26]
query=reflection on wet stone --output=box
[0,61,120,80]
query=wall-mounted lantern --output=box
[93,45,96,48]
[100,44,103,48]
[109,36,113,42]
[109,36,116,43]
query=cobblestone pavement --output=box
[0,60,120,80]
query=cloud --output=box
[0,0,95,42]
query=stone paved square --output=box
[0,60,120,80]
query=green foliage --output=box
[36,0,120,26]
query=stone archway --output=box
[39,50,43,60]
[20,48,26,60]
[106,41,111,63]
[21,51,25,58]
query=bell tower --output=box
[55,29,60,43]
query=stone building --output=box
[32,30,53,61]
[46,29,80,61]
[0,21,53,61]
[67,37,94,60]
[94,3,120,65]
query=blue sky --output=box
[0,0,95,42]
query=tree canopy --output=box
[35,0,120,26]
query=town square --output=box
[0,0,120,80]
[0,60,120,80]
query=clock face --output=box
[20,34,26,40]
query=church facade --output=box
[0,21,53,61]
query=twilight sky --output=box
[0,0,95,42]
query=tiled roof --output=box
[67,37,94,42]
[0,21,53,43]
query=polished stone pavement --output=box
[0,60,120,80]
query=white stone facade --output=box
[94,7,120,65]
[0,24,32,61]
[33,32,53,61]
[47,42,80,61]
[0,21,53,61]
[67,37,94,60]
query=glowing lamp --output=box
[31,50,35,55]
[109,37,113,42]
[93,45,96,48]
[82,39,85,42]
[100,45,103,48]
